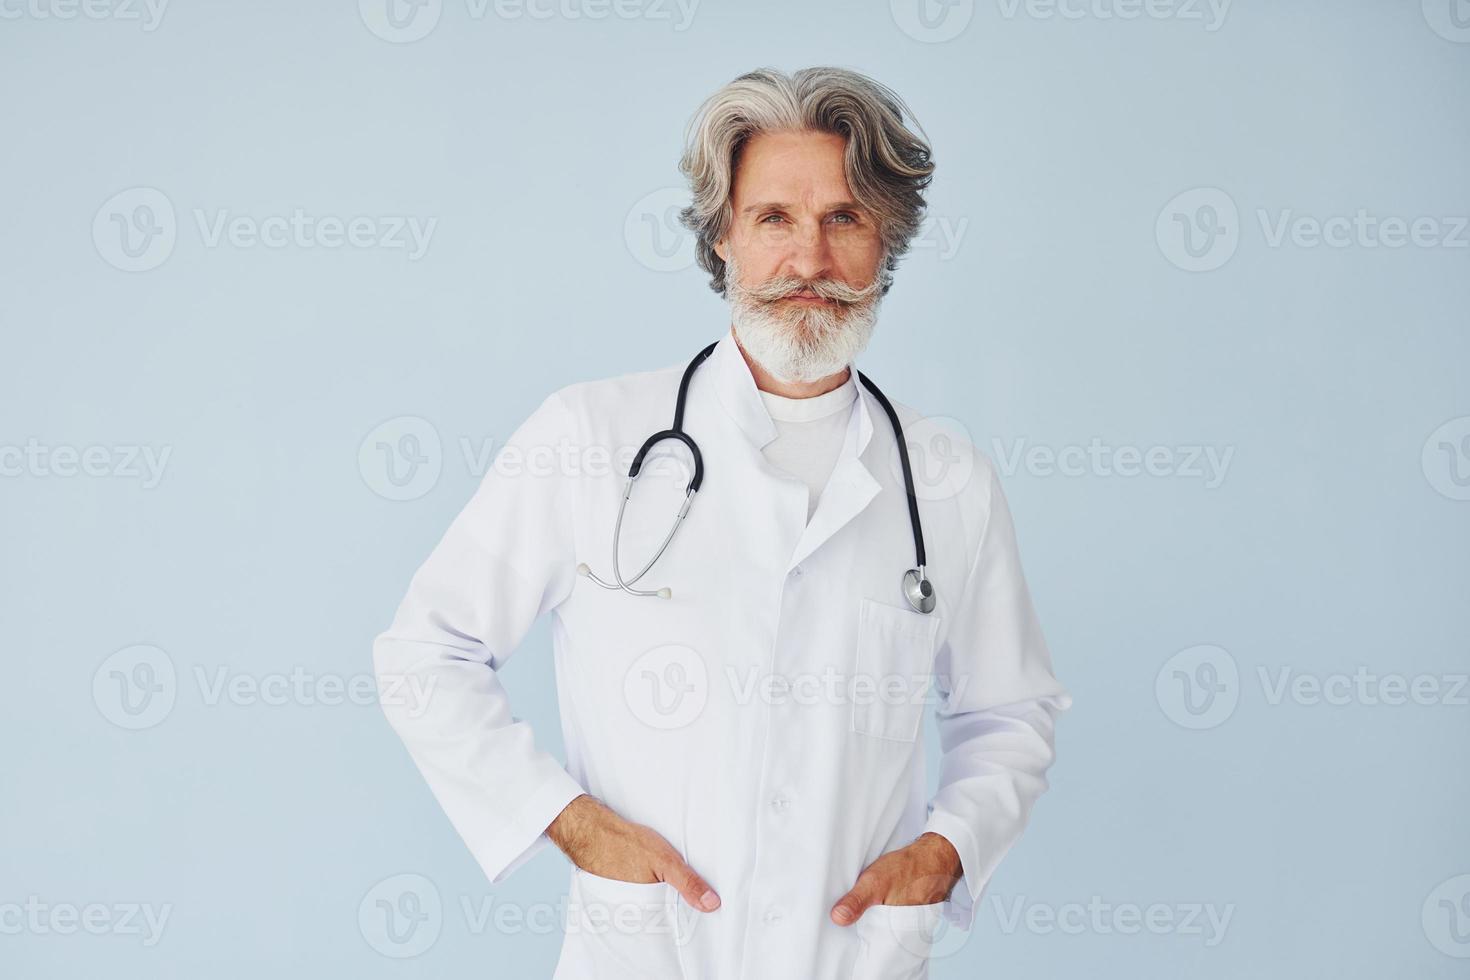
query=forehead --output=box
[731,130,854,207]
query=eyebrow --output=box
[739,200,866,217]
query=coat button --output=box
[770,795,790,812]
[764,906,784,923]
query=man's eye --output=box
[831,213,856,224]
[760,214,785,224]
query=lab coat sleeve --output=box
[922,462,1073,931]
[372,389,587,886]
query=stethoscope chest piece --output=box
[902,567,936,614]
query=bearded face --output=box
[725,250,885,384]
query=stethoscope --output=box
[576,341,936,614]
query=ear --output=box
[714,239,728,263]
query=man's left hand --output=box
[830,832,963,926]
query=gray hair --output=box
[677,66,936,298]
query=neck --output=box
[730,326,851,399]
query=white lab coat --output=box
[373,329,1073,980]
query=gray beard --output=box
[727,278,882,383]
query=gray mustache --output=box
[747,276,881,304]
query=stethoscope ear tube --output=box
[579,342,718,600]
[577,482,694,599]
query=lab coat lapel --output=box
[785,383,880,573]
[707,327,884,573]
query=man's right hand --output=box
[546,794,722,913]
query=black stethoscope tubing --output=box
[579,341,935,613]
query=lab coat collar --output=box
[708,327,877,459]
[707,327,883,573]
[708,328,778,448]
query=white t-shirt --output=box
[757,371,858,523]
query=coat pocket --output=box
[849,901,947,980]
[850,597,942,742]
[557,868,690,980]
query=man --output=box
[373,66,1072,979]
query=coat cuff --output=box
[486,764,587,884]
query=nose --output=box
[779,219,835,284]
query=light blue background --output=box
[2,0,1467,976]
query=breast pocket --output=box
[851,598,942,742]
